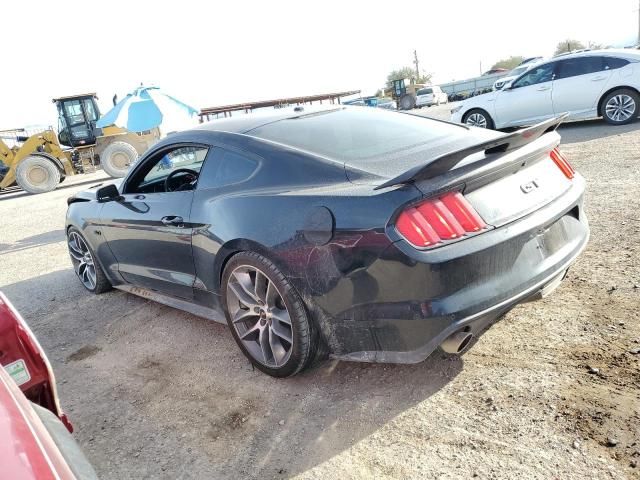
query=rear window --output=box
[248,107,463,162]
[604,57,629,69]
[417,88,433,95]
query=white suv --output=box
[451,50,640,128]
[415,85,448,108]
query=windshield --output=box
[249,107,465,163]
[509,65,529,76]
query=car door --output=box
[551,56,611,118]
[100,144,210,299]
[190,146,261,300]
[493,62,556,127]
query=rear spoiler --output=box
[374,114,568,190]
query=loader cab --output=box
[53,94,101,148]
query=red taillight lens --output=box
[550,147,574,179]
[395,191,487,248]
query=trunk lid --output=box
[357,116,573,228]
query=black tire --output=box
[399,94,416,110]
[462,108,495,129]
[15,156,61,194]
[66,227,112,294]
[601,88,639,125]
[221,251,317,377]
[100,141,138,178]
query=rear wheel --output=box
[462,109,495,129]
[100,141,138,178]
[15,156,60,194]
[222,252,316,377]
[602,88,639,125]
[67,228,112,294]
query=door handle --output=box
[161,215,184,227]
[536,86,551,91]
[591,76,606,81]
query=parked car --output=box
[451,49,640,129]
[482,68,509,76]
[415,86,449,107]
[0,292,98,479]
[519,56,544,66]
[66,106,589,377]
[376,98,397,110]
[493,61,541,90]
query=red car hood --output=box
[0,366,77,479]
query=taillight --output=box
[395,191,487,248]
[550,147,574,179]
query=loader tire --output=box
[100,141,138,178]
[15,155,61,194]
[399,94,416,110]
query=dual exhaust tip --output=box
[440,330,474,355]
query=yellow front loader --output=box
[0,93,159,194]
[0,129,76,194]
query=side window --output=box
[555,57,604,80]
[126,145,209,193]
[603,57,629,70]
[511,64,555,88]
[197,147,258,190]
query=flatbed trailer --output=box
[199,90,361,121]
[439,72,509,99]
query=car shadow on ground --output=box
[1,269,468,479]
[557,119,640,144]
[0,229,66,256]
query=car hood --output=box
[455,90,500,113]
[0,367,78,480]
[494,75,516,86]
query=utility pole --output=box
[413,50,420,83]
[637,0,640,45]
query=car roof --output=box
[194,106,343,134]
[549,48,640,62]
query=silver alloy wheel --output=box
[226,265,293,368]
[67,231,97,290]
[605,94,636,122]
[465,112,488,128]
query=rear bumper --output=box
[328,177,589,363]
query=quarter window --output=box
[603,57,629,70]
[197,148,258,190]
[555,57,604,80]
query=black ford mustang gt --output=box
[66,106,589,377]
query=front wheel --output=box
[67,228,112,294]
[462,109,495,129]
[602,88,639,125]
[222,252,316,377]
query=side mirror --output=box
[96,184,121,203]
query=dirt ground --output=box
[1,110,639,479]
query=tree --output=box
[386,66,432,86]
[554,39,586,55]
[491,56,525,70]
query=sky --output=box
[1,0,638,129]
